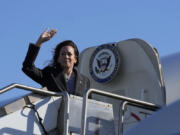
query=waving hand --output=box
[36,29,57,47]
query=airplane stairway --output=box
[0,84,160,135]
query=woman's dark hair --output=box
[51,40,79,69]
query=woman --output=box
[22,29,90,96]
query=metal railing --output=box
[119,100,158,134]
[80,88,161,135]
[0,83,70,135]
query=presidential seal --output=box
[89,43,121,83]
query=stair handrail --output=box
[0,83,70,135]
[80,88,161,135]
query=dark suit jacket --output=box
[22,44,90,97]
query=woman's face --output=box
[58,46,77,70]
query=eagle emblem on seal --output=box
[95,53,111,73]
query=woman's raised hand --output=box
[36,29,57,47]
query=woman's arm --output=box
[22,29,57,85]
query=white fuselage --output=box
[161,52,180,104]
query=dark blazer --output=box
[22,44,90,97]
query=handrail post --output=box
[60,91,70,135]
[118,101,128,135]
[80,89,91,135]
